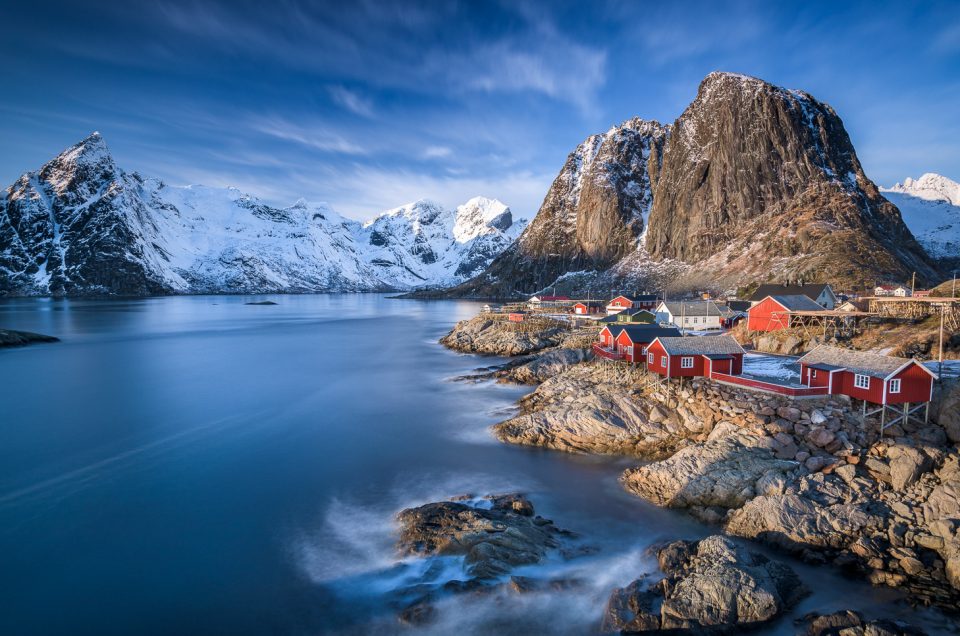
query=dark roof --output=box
[574,300,605,307]
[653,335,746,356]
[598,313,622,323]
[765,294,825,312]
[726,300,751,312]
[615,325,681,342]
[633,294,659,301]
[797,345,937,380]
[749,284,832,303]
[622,308,656,317]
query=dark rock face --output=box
[801,610,928,636]
[448,118,668,297]
[645,72,936,288]
[449,72,939,298]
[600,535,807,633]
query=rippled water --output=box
[0,295,953,635]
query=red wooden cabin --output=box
[747,295,825,332]
[646,335,745,378]
[797,345,936,405]
[612,325,681,363]
[573,301,604,315]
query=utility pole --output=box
[939,304,945,381]
[911,272,916,296]
[953,270,957,298]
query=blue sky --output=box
[1,0,958,220]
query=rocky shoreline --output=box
[437,317,960,625]
[0,328,59,348]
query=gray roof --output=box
[767,294,825,312]
[653,335,746,356]
[749,283,833,303]
[797,345,935,379]
[659,301,735,318]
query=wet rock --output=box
[800,609,928,635]
[0,328,59,348]
[601,536,807,633]
[396,493,566,580]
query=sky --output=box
[1,0,959,221]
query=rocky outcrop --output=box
[492,363,698,457]
[621,430,797,519]
[494,346,592,384]
[725,449,960,606]
[0,328,59,348]
[933,379,960,443]
[600,535,807,633]
[439,315,567,356]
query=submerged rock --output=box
[0,328,59,348]
[243,300,278,305]
[439,315,566,356]
[800,609,928,636]
[600,535,807,633]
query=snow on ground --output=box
[741,352,802,385]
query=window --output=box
[854,374,870,390]
[889,379,901,393]
[661,356,667,367]
[648,353,654,364]
[680,356,694,369]
[811,370,818,378]
[625,346,633,356]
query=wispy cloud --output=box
[328,86,375,118]
[249,116,367,155]
[422,145,452,159]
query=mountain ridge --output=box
[444,71,941,298]
[0,134,521,296]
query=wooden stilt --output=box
[925,402,930,423]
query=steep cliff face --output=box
[448,72,940,298]
[448,118,668,297]
[646,72,935,287]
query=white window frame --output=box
[889,378,901,393]
[661,356,667,367]
[648,352,654,364]
[680,356,694,369]
[854,374,870,390]
[811,369,817,378]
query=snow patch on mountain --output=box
[882,173,960,259]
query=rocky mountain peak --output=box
[35,130,119,200]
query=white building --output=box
[654,301,733,331]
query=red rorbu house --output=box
[797,345,937,407]
[595,325,681,363]
[605,294,659,315]
[646,335,745,378]
[747,295,825,332]
[573,301,604,315]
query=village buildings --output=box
[605,294,659,315]
[749,283,837,309]
[645,335,745,378]
[654,301,735,330]
[747,294,828,332]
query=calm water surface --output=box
[0,295,954,635]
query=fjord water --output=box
[0,295,952,635]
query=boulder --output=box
[439,315,565,356]
[800,609,928,635]
[622,432,796,510]
[600,536,807,633]
[888,445,933,492]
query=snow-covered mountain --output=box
[0,133,522,296]
[362,198,524,288]
[881,173,960,261]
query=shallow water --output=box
[0,294,954,635]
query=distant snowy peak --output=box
[882,173,960,260]
[885,173,960,206]
[453,196,514,243]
